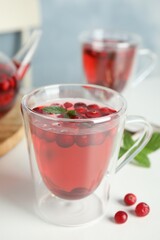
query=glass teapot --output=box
[0,30,41,118]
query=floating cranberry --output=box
[33,106,44,114]
[74,102,87,108]
[76,135,91,147]
[114,211,128,224]
[135,202,150,217]
[75,106,87,114]
[56,134,75,148]
[85,110,101,118]
[87,104,99,110]
[63,102,73,108]
[100,107,116,116]
[124,193,137,206]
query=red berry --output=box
[74,102,87,116]
[74,102,87,108]
[135,202,150,217]
[85,110,102,118]
[33,106,43,114]
[75,106,87,114]
[114,211,128,224]
[100,107,116,116]
[57,114,65,118]
[56,134,75,148]
[87,104,99,110]
[0,79,10,91]
[124,193,137,206]
[63,102,73,108]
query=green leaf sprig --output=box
[119,130,160,168]
[43,106,77,118]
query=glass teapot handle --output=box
[13,30,42,79]
[132,49,157,87]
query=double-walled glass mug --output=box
[21,84,152,227]
[80,29,157,95]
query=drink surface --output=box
[31,99,118,200]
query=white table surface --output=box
[0,78,160,240]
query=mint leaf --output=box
[134,152,151,168]
[119,130,160,168]
[67,110,77,117]
[118,147,127,158]
[42,106,77,118]
[43,106,67,114]
[143,132,160,154]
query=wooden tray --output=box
[0,96,24,157]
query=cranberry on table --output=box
[124,193,137,206]
[135,202,150,217]
[114,211,128,224]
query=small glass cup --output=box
[80,29,157,96]
[21,84,152,227]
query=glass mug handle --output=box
[116,115,152,173]
[132,48,157,87]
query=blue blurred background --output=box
[0,0,159,87]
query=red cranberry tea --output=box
[30,100,117,200]
[21,83,152,226]
[82,40,137,92]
